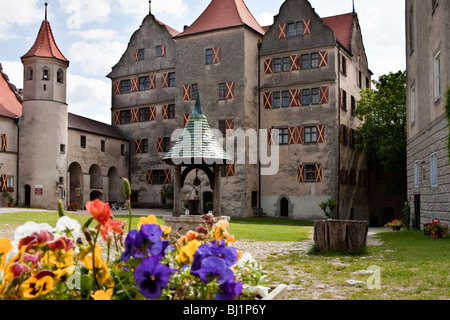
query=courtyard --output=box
[0,207,448,300]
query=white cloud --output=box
[256,12,274,27]
[0,0,41,40]
[68,41,126,76]
[0,61,23,90]
[58,0,112,30]
[67,73,111,124]
[114,0,189,18]
[68,29,121,41]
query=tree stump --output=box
[313,220,369,252]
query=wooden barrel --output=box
[313,220,369,252]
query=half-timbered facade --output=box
[109,0,373,220]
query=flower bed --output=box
[424,221,449,239]
[0,188,269,300]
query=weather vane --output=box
[45,2,48,20]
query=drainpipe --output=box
[257,42,262,211]
[337,47,341,220]
[13,116,20,206]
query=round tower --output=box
[19,4,70,209]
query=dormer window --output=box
[57,69,64,84]
[43,69,49,80]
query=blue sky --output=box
[0,0,405,124]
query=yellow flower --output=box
[0,238,13,271]
[137,215,159,230]
[176,240,201,265]
[21,274,54,299]
[80,245,103,270]
[48,249,75,279]
[92,288,113,300]
[95,260,114,287]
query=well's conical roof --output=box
[163,95,232,166]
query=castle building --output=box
[0,11,129,210]
[108,0,373,221]
[405,0,450,227]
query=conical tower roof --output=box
[163,95,232,166]
[21,17,69,64]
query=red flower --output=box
[86,200,112,225]
[99,219,124,241]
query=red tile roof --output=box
[0,65,22,118]
[156,18,180,37]
[21,19,69,63]
[322,13,354,52]
[177,0,265,37]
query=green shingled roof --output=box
[163,95,232,166]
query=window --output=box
[282,57,290,72]
[141,139,148,153]
[434,51,441,101]
[163,137,171,152]
[304,126,317,144]
[273,58,281,73]
[155,46,163,58]
[414,160,419,188]
[311,88,320,105]
[43,69,49,80]
[121,144,125,156]
[358,71,362,88]
[282,91,290,108]
[121,80,131,94]
[120,110,131,124]
[168,73,176,87]
[409,6,414,53]
[139,108,150,122]
[218,120,226,137]
[287,23,296,38]
[219,83,227,100]
[57,69,64,84]
[137,49,144,61]
[205,49,213,65]
[272,92,281,108]
[101,140,105,152]
[152,170,166,185]
[80,136,86,149]
[342,90,347,111]
[6,176,13,189]
[366,77,370,89]
[302,89,311,105]
[60,144,66,154]
[167,105,175,119]
[139,76,150,91]
[351,96,356,115]
[278,128,289,145]
[311,53,319,68]
[27,68,33,81]
[301,54,310,69]
[411,86,416,125]
[296,22,303,36]
[305,165,317,182]
[430,153,438,187]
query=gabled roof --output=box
[163,95,232,166]
[322,13,354,53]
[68,113,129,141]
[0,65,22,118]
[21,19,69,64]
[176,0,265,38]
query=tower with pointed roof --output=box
[18,4,70,209]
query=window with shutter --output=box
[317,125,325,143]
[264,59,273,74]
[183,84,191,101]
[135,140,143,154]
[130,109,139,123]
[316,164,323,182]
[263,92,272,109]
[157,138,164,153]
[226,164,235,177]
[320,86,329,104]
[212,47,221,64]
[1,175,7,192]
[303,19,311,35]
[298,165,305,182]
[318,51,328,67]
[114,112,121,125]
[1,134,7,152]
[149,107,156,121]
[278,24,287,39]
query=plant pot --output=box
[7,202,15,208]
[392,226,401,231]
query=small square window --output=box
[60,144,66,154]
[287,23,296,38]
[168,105,175,119]
[139,76,150,91]
[139,108,150,122]
[206,49,213,65]
[311,53,319,68]
[301,54,310,69]
[304,126,317,144]
[163,137,171,152]
[191,84,199,100]
[219,83,227,100]
[305,165,317,182]
[121,144,125,156]
[168,73,176,87]
[101,140,105,152]
[273,58,281,73]
[296,22,303,36]
[120,80,131,94]
[311,88,320,105]
[278,128,289,145]
[142,139,149,154]
[282,91,290,108]
[120,110,131,124]
[272,92,281,108]
[302,89,311,105]
[282,57,290,72]
[155,46,162,57]
[137,49,144,61]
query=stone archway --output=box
[68,162,83,208]
[108,167,121,202]
[275,195,293,218]
[280,197,289,217]
[90,190,103,201]
[89,164,103,190]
